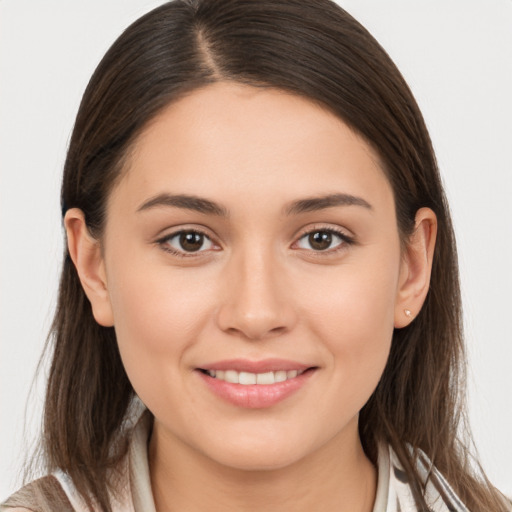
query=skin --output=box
[66,82,437,512]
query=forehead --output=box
[110,82,392,215]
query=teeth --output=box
[274,370,287,382]
[204,369,305,385]
[239,372,256,385]
[225,370,239,383]
[256,372,274,385]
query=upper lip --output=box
[197,359,314,373]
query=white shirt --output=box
[54,409,470,512]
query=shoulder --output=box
[0,475,75,512]
[1,407,150,512]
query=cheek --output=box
[105,258,214,397]
[299,251,399,392]
[107,242,218,339]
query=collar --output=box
[55,408,469,512]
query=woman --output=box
[1,1,509,511]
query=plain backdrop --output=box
[1,0,511,501]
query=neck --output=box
[149,418,377,512]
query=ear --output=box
[64,208,114,327]
[394,207,437,328]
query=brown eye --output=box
[162,230,215,254]
[308,231,333,251]
[179,232,204,252]
[296,229,348,252]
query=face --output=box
[100,83,405,470]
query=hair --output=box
[35,0,507,510]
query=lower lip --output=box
[197,369,315,409]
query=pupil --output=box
[309,231,332,250]
[180,232,203,252]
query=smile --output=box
[197,361,317,409]
[201,369,306,385]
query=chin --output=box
[214,451,304,473]
[201,434,316,472]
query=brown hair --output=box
[37,0,507,510]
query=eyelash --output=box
[156,226,354,258]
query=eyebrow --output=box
[284,193,373,215]
[137,193,229,217]
[136,192,372,217]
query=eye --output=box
[295,229,350,252]
[160,230,215,254]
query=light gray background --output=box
[1,0,511,500]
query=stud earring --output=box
[404,309,412,318]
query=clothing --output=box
[1,410,471,512]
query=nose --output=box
[215,247,297,341]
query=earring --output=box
[404,309,412,318]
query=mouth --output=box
[198,368,310,385]
[196,360,318,408]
